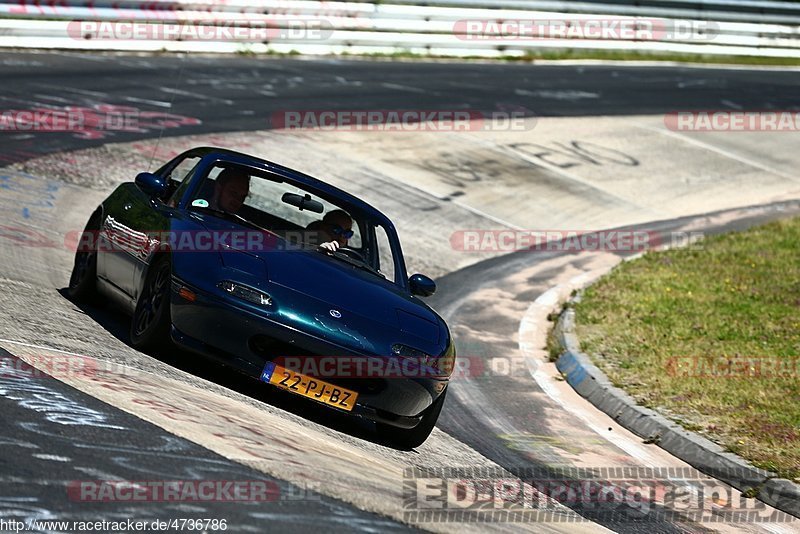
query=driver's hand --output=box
[318,241,340,253]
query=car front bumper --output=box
[169,278,448,424]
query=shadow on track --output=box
[56,287,418,453]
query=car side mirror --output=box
[135,172,168,198]
[409,274,436,297]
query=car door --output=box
[130,154,203,302]
[98,153,201,299]
[97,184,150,298]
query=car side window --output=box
[166,156,201,207]
[375,224,396,283]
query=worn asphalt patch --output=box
[0,347,411,532]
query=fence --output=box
[0,0,799,57]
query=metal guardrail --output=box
[0,0,799,58]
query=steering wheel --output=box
[335,246,366,263]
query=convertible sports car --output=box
[67,147,455,448]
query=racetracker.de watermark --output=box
[269,109,536,132]
[452,18,717,41]
[3,228,705,255]
[403,467,792,523]
[666,356,799,378]
[450,230,705,252]
[0,104,200,137]
[67,480,280,502]
[67,20,333,41]
[61,229,355,254]
[665,111,800,131]
[272,355,547,380]
[0,354,134,380]
[1,109,142,133]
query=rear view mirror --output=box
[282,192,324,213]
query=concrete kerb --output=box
[552,301,800,519]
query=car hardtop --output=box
[159,146,414,292]
[167,147,397,231]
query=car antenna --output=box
[147,53,188,172]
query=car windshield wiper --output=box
[323,249,385,279]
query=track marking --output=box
[0,338,85,357]
[517,275,665,467]
[31,454,71,462]
[380,83,429,95]
[50,86,110,99]
[159,86,234,105]
[0,338,588,532]
[721,99,743,110]
[515,89,599,101]
[123,96,173,108]
[639,124,800,185]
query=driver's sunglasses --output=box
[331,225,354,239]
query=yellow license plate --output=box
[261,361,358,411]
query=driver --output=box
[210,167,250,213]
[308,209,353,252]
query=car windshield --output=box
[188,162,402,284]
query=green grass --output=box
[342,49,800,66]
[518,49,800,66]
[574,217,800,481]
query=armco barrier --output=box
[0,0,799,58]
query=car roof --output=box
[190,146,396,229]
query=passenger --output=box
[308,209,354,252]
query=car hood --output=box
[193,214,444,354]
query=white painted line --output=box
[31,454,71,462]
[641,124,800,185]
[159,86,234,105]
[677,79,709,89]
[515,89,599,101]
[55,86,111,99]
[0,337,86,357]
[32,94,73,104]
[721,99,743,110]
[380,82,428,94]
[123,95,173,108]
[517,275,666,468]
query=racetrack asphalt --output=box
[3,51,800,164]
[0,347,411,532]
[2,51,800,533]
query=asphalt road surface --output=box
[2,51,800,163]
[2,51,800,533]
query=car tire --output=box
[378,387,448,449]
[67,213,100,302]
[130,255,172,352]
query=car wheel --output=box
[67,214,100,302]
[378,387,448,449]
[130,256,172,352]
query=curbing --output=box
[553,303,800,519]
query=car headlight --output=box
[218,281,272,307]
[392,343,434,366]
[391,343,455,377]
